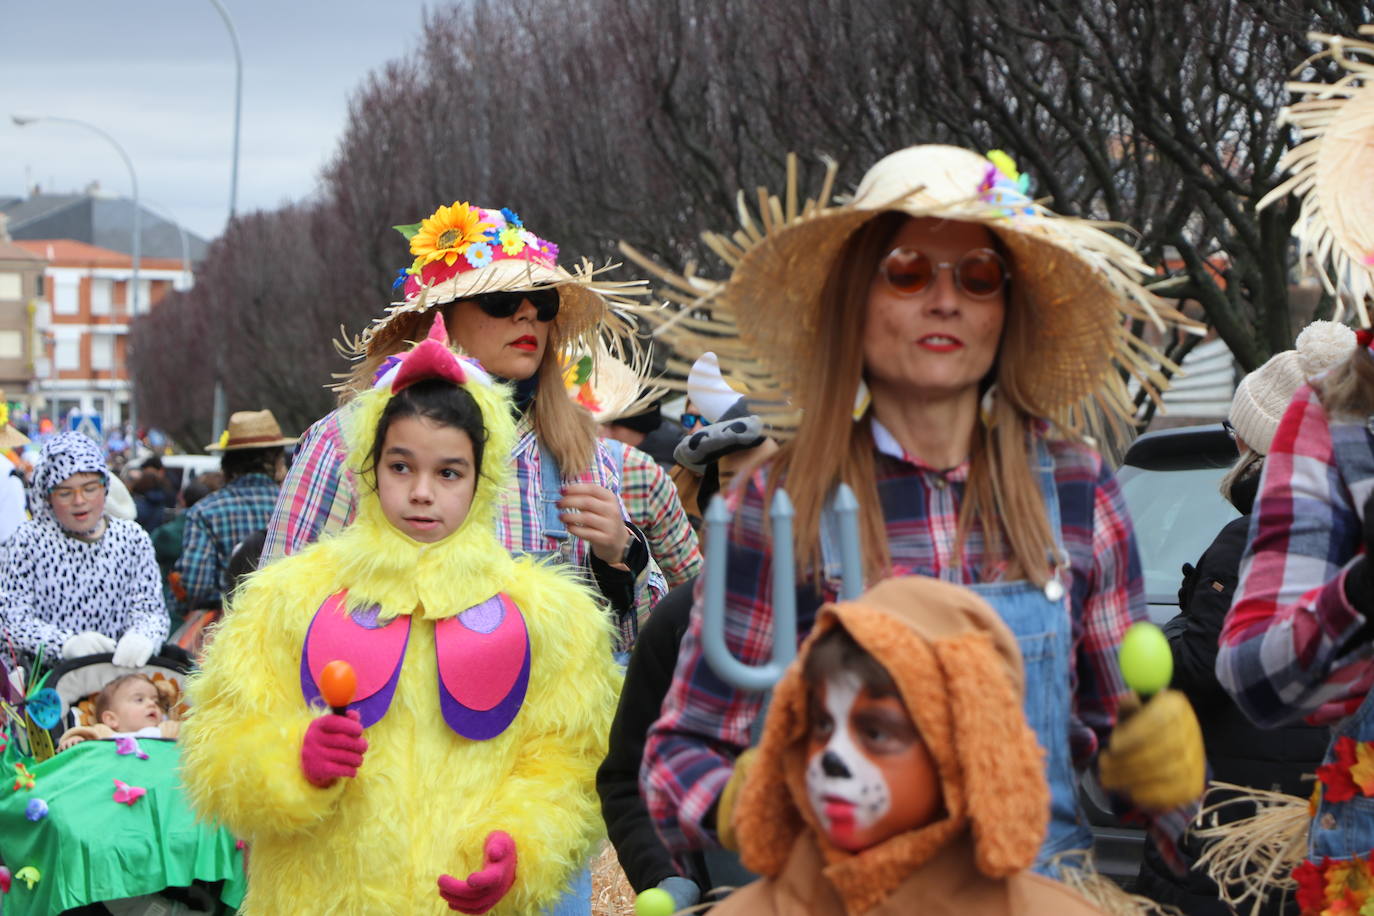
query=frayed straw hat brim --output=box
[625,145,1195,440]
[0,425,30,450]
[1259,26,1374,325]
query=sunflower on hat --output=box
[408,202,496,270]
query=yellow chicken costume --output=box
[181,322,618,915]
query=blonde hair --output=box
[338,302,597,475]
[766,212,1054,587]
[1318,344,1374,421]
[1218,448,1264,505]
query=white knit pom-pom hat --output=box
[1229,320,1357,454]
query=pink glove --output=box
[300,710,367,788]
[438,831,517,914]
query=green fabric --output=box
[0,738,245,915]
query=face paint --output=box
[804,670,943,852]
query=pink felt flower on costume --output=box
[112,779,146,805]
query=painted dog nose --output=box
[821,750,851,778]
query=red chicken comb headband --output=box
[372,314,493,393]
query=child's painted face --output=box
[102,678,164,732]
[377,415,478,543]
[804,670,943,852]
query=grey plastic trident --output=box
[701,483,864,691]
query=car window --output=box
[1116,465,1241,606]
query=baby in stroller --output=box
[56,673,181,752]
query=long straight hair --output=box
[766,212,1055,587]
[339,305,597,475]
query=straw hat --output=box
[207,410,297,452]
[1259,26,1374,326]
[563,339,666,424]
[623,145,1195,438]
[352,202,650,362]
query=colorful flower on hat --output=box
[465,242,494,269]
[499,226,527,256]
[500,207,522,229]
[409,202,495,269]
[980,149,1034,217]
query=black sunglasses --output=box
[472,289,560,323]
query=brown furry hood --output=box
[734,576,1050,914]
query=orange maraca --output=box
[319,660,357,716]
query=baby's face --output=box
[804,671,943,852]
[101,680,164,731]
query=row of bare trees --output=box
[131,0,1374,450]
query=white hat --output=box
[1229,320,1357,454]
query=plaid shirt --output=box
[1218,380,1374,727]
[262,402,666,642]
[603,439,701,589]
[643,421,1153,856]
[173,473,279,609]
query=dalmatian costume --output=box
[0,433,167,661]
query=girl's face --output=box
[376,415,478,544]
[49,471,107,533]
[445,298,550,381]
[804,670,943,852]
[861,217,1006,408]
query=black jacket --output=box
[596,581,707,892]
[1136,475,1327,915]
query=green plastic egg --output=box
[1119,621,1173,695]
[635,887,676,916]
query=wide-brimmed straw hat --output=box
[563,339,666,424]
[352,202,650,362]
[624,145,1193,438]
[0,400,28,450]
[1259,27,1374,326]
[207,410,297,453]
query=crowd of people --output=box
[0,26,1372,916]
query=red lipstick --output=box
[510,335,538,351]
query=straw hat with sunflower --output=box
[348,202,651,378]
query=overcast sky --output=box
[1,0,437,242]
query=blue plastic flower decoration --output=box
[465,242,494,268]
[500,207,523,229]
[392,267,409,291]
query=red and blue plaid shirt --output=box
[1218,378,1374,727]
[643,421,1150,854]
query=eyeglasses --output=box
[50,481,105,504]
[878,247,1009,300]
[471,289,560,323]
[681,412,705,430]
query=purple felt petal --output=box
[459,594,505,634]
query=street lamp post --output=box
[12,114,142,433]
[11,115,141,317]
[206,0,242,443]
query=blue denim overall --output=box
[1307,416,1374,863]
[816,438,1092,871]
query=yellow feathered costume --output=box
[181,344,618,915]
